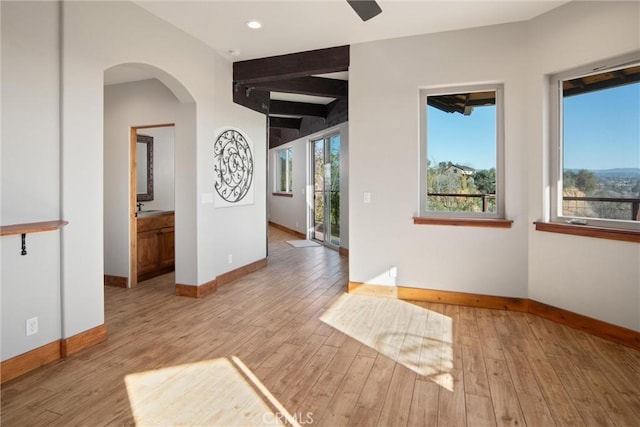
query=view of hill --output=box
[565,168,640,179]
[427,164,640,218]
[562,168,639,221]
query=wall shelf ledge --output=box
[0,220,69,255]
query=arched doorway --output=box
[103,63,196,289]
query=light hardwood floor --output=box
[2,226,639,426]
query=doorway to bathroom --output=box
[129,124,176,287]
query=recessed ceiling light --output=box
[247,21,262,29]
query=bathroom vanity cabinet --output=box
[137,211,175,281]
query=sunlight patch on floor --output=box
[125,357,299,426]
[320,293,454,391]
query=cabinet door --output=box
[137,229,159,275]
[158,227,175,269]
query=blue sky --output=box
[563,83,640,170]
[427,104,496,170]
[427,82,640,171]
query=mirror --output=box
[136,134,154,201]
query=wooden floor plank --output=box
[461,338,491,398]
[407,379,439,427]
[353,353,396,410]
[281,344,339,410]
[464,393,497,427]
[546,354,616,426]
[484,357,526,427]
[437,368,467,427]
[526,356,585,426]
[316,355,375,426]
[517,392,557,427]
[376,363,416,427]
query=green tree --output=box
[575,169,597,194]
[564,169,597,194]
[475,168,496,194]
[563,170,577,189]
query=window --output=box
[419,84,505,219]
[550,55,640,231]
[275,147,293,193]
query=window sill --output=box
[534,221,640,243]
[272,192,293,198]
[413,217,513,228]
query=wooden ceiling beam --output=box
[234,45,349,84]
[249,77,347,99]
[270,100,327,118]
[269,117,302,130]
[232,83,269,114]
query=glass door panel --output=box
[329,135,340,246]
[313,139,325,242]
[312,135,340,247]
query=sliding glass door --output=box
[312,134,340,247]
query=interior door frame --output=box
[129,123,174,288]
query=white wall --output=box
[103,79,181,281]
[268,122,350,249]
[526,1,640,330]
[1,1,62,360]
[350,23,529,297]
[2,0,266,361]
[60,0,265,339]
[201,54,267,282]
[349,1,639,331]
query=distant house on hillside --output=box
[445,164,476,176]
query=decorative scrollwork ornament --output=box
[213,129,254,203]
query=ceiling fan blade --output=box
[347,0,382,22]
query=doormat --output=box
[286,240,321,248]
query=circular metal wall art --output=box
[213,129,254,203]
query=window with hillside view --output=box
[551,57,640,230]
[420,84,504,218]
[275,147,293,193]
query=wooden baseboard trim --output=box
[175,258,268,298]
[348,282,527,311]
[218,258,268,287]
[2,324,108,383]
[175,279,217,298]
[339,247,349,257]
[268,221,306,239]
[348,282,640,350]
[528,300,640,350]
[61,324,107,357]
[104,274,127,288]
[1,341,61,384]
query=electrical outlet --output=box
[228,254,233,264]
[389,266,398,278]
[296,221,299,227]
[26,317,38,336]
